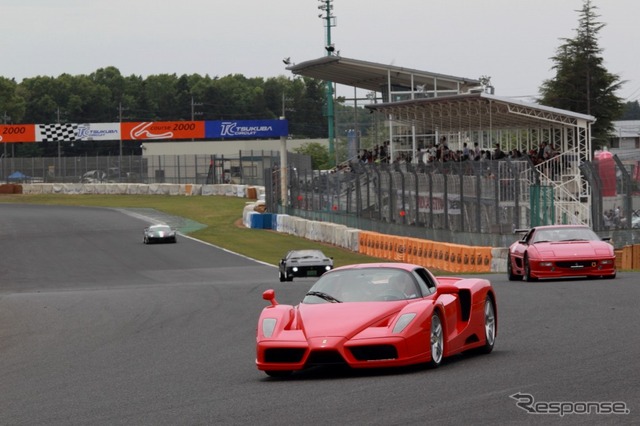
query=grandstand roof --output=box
[286,55,480,93]
[365,92,595,132]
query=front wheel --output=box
[523,256,538,282]
[426,311,444,368]
[477,297,496,354]
[507,254,520,281]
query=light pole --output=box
[318,0,336,166]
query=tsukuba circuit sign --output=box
[0,119,288,143]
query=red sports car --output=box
[507,225,616,281]
[256,263,497,377]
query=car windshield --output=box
[533,227,599,243]
[302,268,419,304]
[150,226,171,232]
[289,250,324,260]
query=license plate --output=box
[307,270,317,276]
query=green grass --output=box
[0,193,383,267]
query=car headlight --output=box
[325,265,331,271]
[292,267,298,272]
[262,318,277,338]
[393,313,416,333]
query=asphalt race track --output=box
[0,204,638,425]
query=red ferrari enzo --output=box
[507,225,616,281]
[256,263,497,377]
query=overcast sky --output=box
[3,0,639,103]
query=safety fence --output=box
[0,151,310,187]
[266,153,640,248]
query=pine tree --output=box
[539,0,624,149]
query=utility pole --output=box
[2,111,9,159]
[191,96,203,121]
[191,97,203,141]
[118,102,124,160]
[118,102,129,179]
[318,0,336,166]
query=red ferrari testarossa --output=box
[256,262,497,377]
[507,225,616,281]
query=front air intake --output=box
[349,345,398,361]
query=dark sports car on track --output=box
[278,249,333,282]
[257,262,497,377]
[507,225,616,281]
[143,224,177,244]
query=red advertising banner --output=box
[0,124,36,143]
[120,121,204,140]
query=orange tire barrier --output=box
[461,245,475,273]
[422,240,435,269]
[380,236,389,260]
[392,236,407,262]
[426,241,435,269]
[432,242,446,271]
[246,186,257,199]
[447,243,464,273]
[619,247,632,270]
[375,234,385,259]
[404,238,419,264]
[0,184,22,194]
[361,230,499,272]
[417,239,430,268]
[632,244,640,270]
[474,246,493,273]
[358,232,368,256]
[358,231,374,257]
[613,249,622,270]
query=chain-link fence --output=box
[1,151,311,186]
[268,154,640,248]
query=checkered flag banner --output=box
[36,123,79,142]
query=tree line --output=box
[0,67,329,138]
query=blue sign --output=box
[205,119,288,139]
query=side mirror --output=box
[263,289,278,306]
